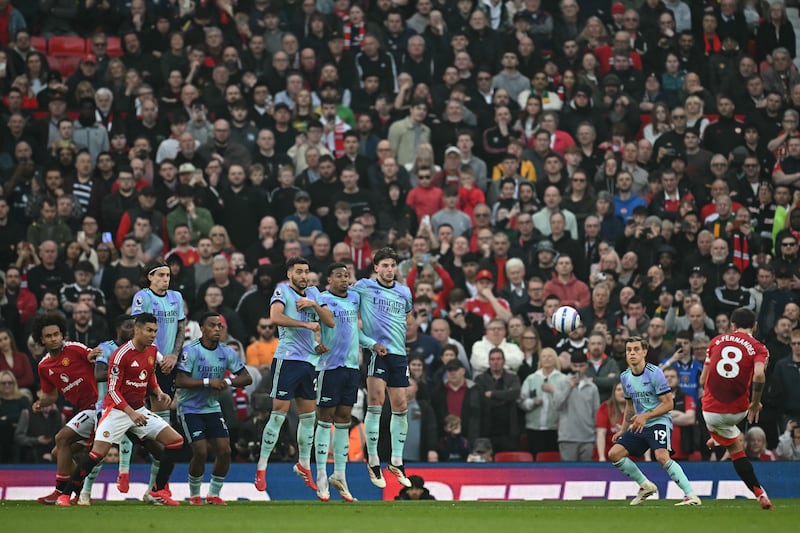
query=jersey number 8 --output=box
[716,346,743,379]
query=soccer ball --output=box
[553,306,582,334]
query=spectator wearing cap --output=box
[465,269,512,324]
[58,259,106,315]
[115,184,168,253]
[553,350,599,461]
[713,262,756,317]
[431,185,471,237]
[430,358,482,444]
[282,190,322,256]
[529,240,557,282]
[561,84,607,141]
[543,255,590,309]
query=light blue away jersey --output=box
[352,278,412,356]
[621,364,673,428]
[94,339,118,410]
[318,289,377,371]
[271,282,324,365]
[177,339,244,414]
[131,288,185,354]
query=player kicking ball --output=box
[58,313,185,506]
[32,313,102,505]
[702,307,773,510]
[175,312,252,505]
[314,263,386,501]
[353,247,413,489]
[254,257,334,493]
[610,336,701,507]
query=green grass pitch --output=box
[2,500,798,533]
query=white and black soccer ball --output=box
[553,306,582,334]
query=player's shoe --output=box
[329,474,355,502]
[293,462,318,491]
[367,464,386,488]
[37,490,61,505]
[188,496,204,506]
[316,473,330,502]
[149,489,180,506]
[630,481,658,506]
[675,495,702,506]
[143,491,157,504]
[55,494,72,507]
[254,469,266,491]
[706,437,719,449]
[758,493,774,510]
[70,495,79,505]
[205,495,227,506]
[387,463,412,488]
[77,491,92,506]
[117,472,130,493]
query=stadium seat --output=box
[49,36,86,56]
[535,451,562,462]
[31,36,47,53]
[48,55,82,78]
[106,37,123,57]
[494,451,534,462]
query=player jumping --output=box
[352,247,413,488]
[610,336,701,506]
[314,263,384,501]
[32,313,101,505]
[254,257,334,493]
[702,307,773,510]
[176,312,252,505]
[57,313,184,506]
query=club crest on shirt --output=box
[103,431,110,438]
[61,357,70,366]
[148,356,154,366]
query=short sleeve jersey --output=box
[352,278,412,356]
[38,342,97,412]
[105,341,159,411]
[271,282,324,365]
[318,289,373,371]
[177,339,245,414]
[621,363,672,429]
[131,288,186,355]
[703,332,769,414]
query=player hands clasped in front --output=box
[702,307,773,510]
[32,313,102,505]
[314,263,385,502]
[254,257,334,493]
[126,262,185,497]
[352,247,413,489]
[176,312,252,505]
[610,336,701,507]
[57,313,185,506]
[78,315,136,505]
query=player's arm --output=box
[619,399,634,433]
[314,302,334,327]
[271,301,319,331]
[228,367,252,388]
[148,370,170,403]
[641,392,674,424]
[95,361,108,382]
[699,348,711,387]
[33,387,59,412]
[160,319,186,374]
[747,361,767,423]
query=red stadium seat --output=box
[106,36,123,57]
[49,36,86,56]
[31,36,47,53]
[494,451,534,462]
[535,451,562,462]
[48,55,82,78]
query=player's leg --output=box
[150,422,185,506]
[704,412,771,509]
[78,458,104,505]
[609,436,656,505]
[294,396,319,491]
[365,349,389,486]
[42,409,95,503]
[116,435,134,493]
[181,412,208,505]
[146,387,173,494]
[330,404,355,502]
[385,355,411,487]
[315,400,336,502]
[648,425,700,505]
[204,413,232,505]
[255,359,291,489]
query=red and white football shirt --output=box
[104,341,159,411]
[703,331,769,414]
[38,342,98,411]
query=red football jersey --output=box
[465,296,510,325]
[104,341,159,411]
[38,342,98,411]
[703,332,769,414]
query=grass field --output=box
[2,500,798,533]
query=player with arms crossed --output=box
[254,257,334,492]
[32,313,101,505]
[353,247,413,488]
[702,307,773,510]
[314,263,384,501]
[77,315,135,505]
[176,312,253,505]
[58,313,185,506]
[610,336,701,506]
[125,262,185,496]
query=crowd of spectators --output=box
[1,0,800,466]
